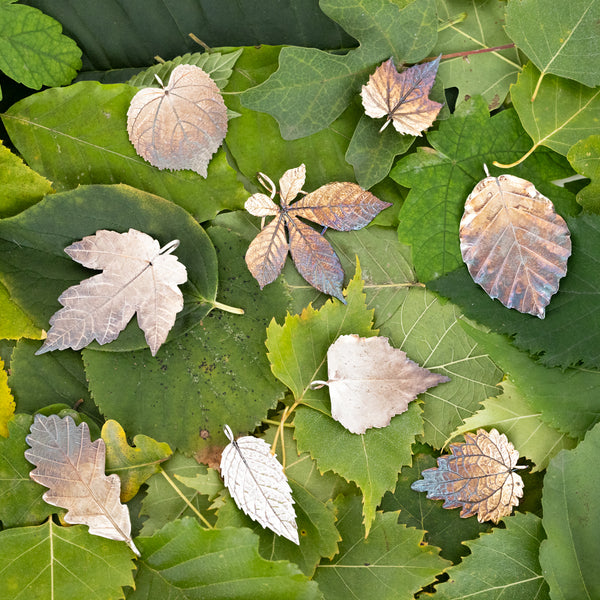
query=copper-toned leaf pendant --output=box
[460,173,571,318]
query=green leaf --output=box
[0,519,135,600]
[381,446,492,563]
[459,324,600,440]
[435,0,522,110]
[434,512,549,599]
[216,426,341,576]
[508,62,600,161]
[568,134,600,213]
[0,140,53,218]
[83,226,287,454]
[431,214,600,369]
[241,0,438,139]
[0,184,218,353]
[314,495,450,600]
[0,358,14,437]
[450,380,577,471]
[540,422,600,599]
[2,82,247,222]
[0,414,52,527]
[130,518,320,599]
[505,0,600,88]
[0,0,81,95]
[102,420,172,503]
[0,282,43,340]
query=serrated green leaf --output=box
[0,519,135,600]
[0,414,52,527]
[381,447,492,563]
[434,0,522,110]
[434,512,549,599]
[568,134,600,213]
[175,467,224,502]
[314,494,450,600]
[450,380,577,471]
[0,0,81,95]
[505,0,600,88]
[0,184,218,353]
[0,358,14,437]
[102,420,172,503]
[0,282,43,340]
[539,423,600,600]
[431,214,600,369]
[2,82,247,222]
[130,518,320,599]
[83,226,287,454]
[241,0,438,139]
[0,140,53,218]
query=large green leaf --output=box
[0,184,218,353]
[540,423,600,600]
[130,518,320,599]
[83,226,287,454]
[314,495,450,600]
[431,214,600,369]
[434,512,549,599]
[241,0,438,139]
[2,82,246,222]
[0,282,43,340]
[0,0,81,98]
[435,0,522,110]
[0,519,136,600]
[505,0,600,88]
[568,134,600,213]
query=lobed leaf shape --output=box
[361,56,442,135]
[220,425,299,544]
[411,428,525,523]
[36,228,187,356]
[24,414,139,555]
[568,134,600,213]
[320,334,450,434]
[127,64,228,177]
[460,173,571,318]
[245,163,391,300]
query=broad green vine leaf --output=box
[318,334,449,434]
[0,414,52,527]
[2,82,247,222]
[568,134,600,213]
[412,428,525,523]
[0,357,15,437]
[0,0,81,98]
[221,424,299,544]
[241,0,438,139]
[130,518,320,600]
[505,0,600,90]
[314,495,450,600]
[460,173,571,318]
[0,519,136,600]
[102,419,172,502]
[127,65,228,177]
[434,512,549,600]
[0,184,218,353]
[540,423,600,599]
[25,414,140,555]
[361,56,442,135]
[245,163,390,300]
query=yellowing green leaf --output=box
[0,357,15,437]
[0,282,44,340]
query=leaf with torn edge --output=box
[127,64,228,177]
[411,428,525,523]
[220,425,299,544]
[36,228,187,356]
[314,334,449,434]
[24,414,139,555]
[361,56,442,135]
[245,163,390,301]
[460,172,571,318]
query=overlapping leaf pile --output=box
[0,0,599,599]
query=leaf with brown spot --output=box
[361,56,442,135]
[411,428,525,523]
[127,64,228,177]
[244,164,391,300]
[460,173,571,318]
